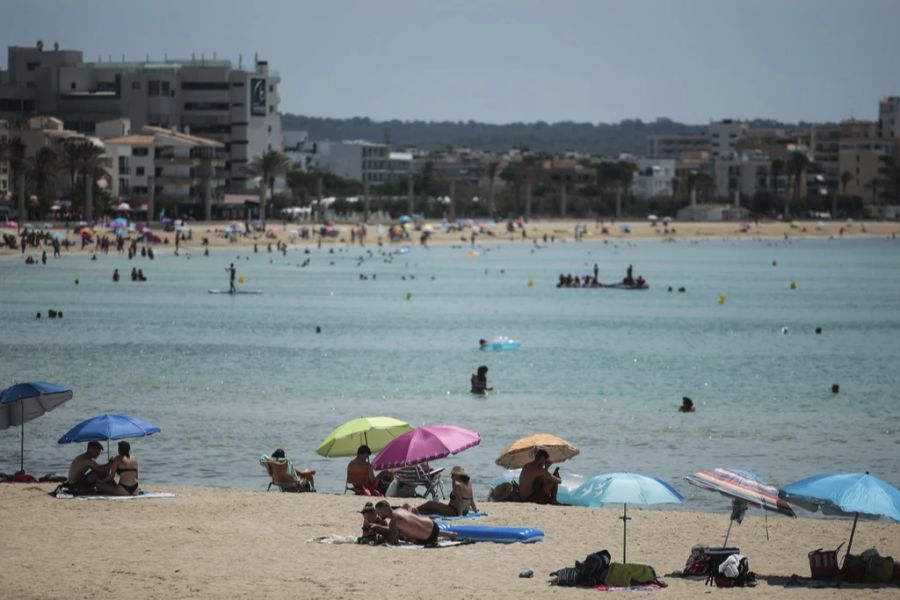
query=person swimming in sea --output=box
[679,397,695,412]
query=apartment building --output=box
[877,96,900,140]
[708,119,748,160]
[838,137,895,201]
[313,140,412,183]
[811,120,874,192]
[632,158,675,200]
[713,151,772,199]
[646,132,708,159]
[102,120,226,220]
[0,42,281,193]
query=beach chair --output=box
[260,459,315,493]
[389,465,445,500]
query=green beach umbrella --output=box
[316,416,413,458]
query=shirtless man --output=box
[369,500,457,546]
[66,441,109,495]
[518,448,562,505]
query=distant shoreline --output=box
[2,219,898,258]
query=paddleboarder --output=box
[226,263,236,293]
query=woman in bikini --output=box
[414,466,477,517]
[97,441,140,496]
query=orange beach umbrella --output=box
[495,433,579,469]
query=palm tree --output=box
[57,139,86,206]
[26,146,58,219]
[840,170,853,197]
[246,150,291,227]
[786,152,809,218]
[5,136,27,230]
[770,158,784,206]
[485,161,500,218]
[865,177,881,212]
[75,142,106,223]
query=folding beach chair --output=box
[260,459,315,493]
[390,465,445,500]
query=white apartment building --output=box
[0,42,281,193]
[646,132,708,159]
[313,140,412,183]
[102,120,225,220]
[713,151,772,199]
[632,158,675,200]
[709,119,748,159]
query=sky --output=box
[3,0,899,125]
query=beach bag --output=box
[710,554,754,588]
[808,545,841,580]
[863,555,895,583]
[605,563,658,587]
[682,545,711,576]
[551,567,580,586]
[575,550,612,586]
[840,554,865,583]
[704,547,741,575]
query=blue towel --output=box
[429,511,487,521]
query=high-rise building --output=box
[0,42,282,193]
[877,97,900,140]
[708,119,748,160]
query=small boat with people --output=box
[557,263,648,289]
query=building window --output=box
[231,81,245,87]
[148,80,160,97]
[132,81,141,90]
[268,105,273,114]
[133,147,149,157]
[181,81,229,91]
[161,81,171,95]
[155,167,163,177]
[184,102,229,111]
[136,166,145,176]
[70,82,76,90]
[232,102,244,107]
[26,61,40,71]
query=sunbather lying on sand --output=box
[414,466,477,516]
[369,501,457,545]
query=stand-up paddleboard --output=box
[437,522,544,543]
[208,289,262,295]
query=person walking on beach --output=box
[226,263,236,293]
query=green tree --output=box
[4,136,27,229]
[786,152,809,218]
[770,158,784,205]
[58,139,85,205]
[26,146,58,219]
[76,142,106,223]
[485,161,500,218]
[246,150,292,227]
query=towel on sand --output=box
[55,492,177,500]
[595,584,663,591]
[310,535,466,549]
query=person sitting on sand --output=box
[368,500,457,546]
[96,441,140,496]
[347,445,381,496]
[519,448,562,505]
[66,441,109,495]
[414,466,477,517]
[358,501,389,541]
[679,397,695,413]
[471,365,493,395]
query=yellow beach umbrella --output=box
[316,416,413,458]
[495,433,579,469]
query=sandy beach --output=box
[2,219,899,258]
[1,484,897,599]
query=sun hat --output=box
[450,466,468,477]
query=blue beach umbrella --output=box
[781,472,900,561]
[0,381,73,472]
[58,413,160,458]
[571,472,684,562]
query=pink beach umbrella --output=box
[372,424,480,470]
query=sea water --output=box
[1,236,898,513]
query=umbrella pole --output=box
[620,503,631,563]
[20,402,25,473]
[723,516,733,547]
[844,512,859,564]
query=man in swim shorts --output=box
[519,448,562,505]
[66,441,109,495]
[370,501,457,546]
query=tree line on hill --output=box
[281,113,824,155]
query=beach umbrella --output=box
[0,381,73,472]
[781,472,900,562]
[116,202,131,212]
[685,467,796,545]
[315,416,413,458]
[495,433,579,469]
[372,424,480,470]
[58,413,160,459]
[399,215,411,223]
[2,220,18,228]
[571,472,684,562]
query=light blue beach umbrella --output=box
[781,472,900,562]
[0,381,73,472]
[571,472,684,562]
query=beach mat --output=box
[429,511,487,521]
[310,535,467,549]
[55,492,177,500]
[595,584,663,592]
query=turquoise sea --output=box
[1,235,898,513]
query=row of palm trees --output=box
[0,134,107,225]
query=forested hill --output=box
[280,114,817,156]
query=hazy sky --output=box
[3,0,899,124]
